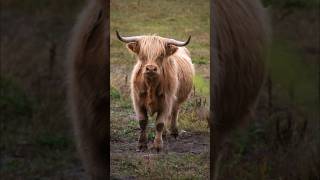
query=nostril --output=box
[146,65,157,72]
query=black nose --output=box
[145,65,157,73]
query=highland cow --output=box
[211,0,269,179]
[116,32,195,151]
[67,0,108,179]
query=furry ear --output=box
[126,42,140,54]
[165,44,178,56]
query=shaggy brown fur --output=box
[67,0,108,179]
[211,0,269,179]
[121,35,194,151]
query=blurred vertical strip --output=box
[67,0,110,178]
[210,0,215,179]
[210,0,269,179]
[314,1,319,177]
[105,0,111,178]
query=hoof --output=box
[151,140,163,153]
[170,128,179,139]
[137,142,148,152]
[171,133,179,139]
[162,132,168,140]
[150,146,162,153]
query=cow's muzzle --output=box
[144,64,159,77]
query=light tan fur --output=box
[125,35,194,151]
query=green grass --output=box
[110,86,121,99]
[193,56,209,65]
[179,111,209,132]
[267,40,319,113]
[35,134,71,150]
[0,77,78,179]
[110,0,210,70]
[111,153,209,179]
[193,74,210,97]
[0,77,35,122]
[0,77,35,149]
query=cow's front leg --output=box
[153,112,167,152]
[136,107,148,151]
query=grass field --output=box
[110,0,210,179]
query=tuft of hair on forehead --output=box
[138,35,167,59]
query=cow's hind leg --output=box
[169,103,180,138]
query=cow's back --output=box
[172,47,195,104]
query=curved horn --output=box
[116,30,142,43]
[167,35,191,46]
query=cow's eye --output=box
[157,54,164,60]
[139,56,147,61]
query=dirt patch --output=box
[111,131,209,155]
